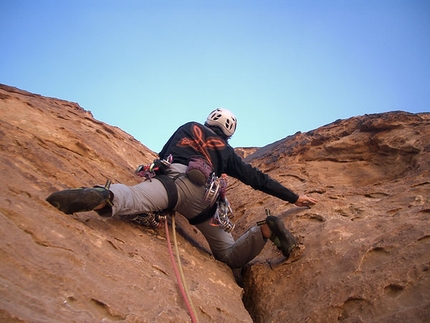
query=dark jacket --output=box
[159,122,298,203]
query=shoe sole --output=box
[266,216,298,258]
[46,188,108,214]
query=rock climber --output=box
[47,108,318,270]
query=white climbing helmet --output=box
[206,108,237,138]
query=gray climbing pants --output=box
[109,163,267,268]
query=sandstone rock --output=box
[237,111,430,323]
[0,84,251,323]
[1,84,429,323]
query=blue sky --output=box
[1,1,429,152]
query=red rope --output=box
[165,217,198,323]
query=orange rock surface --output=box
[1,84,429,322]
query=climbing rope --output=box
[165,214,199,323]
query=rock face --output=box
[0,85,251,323]
[1,84,429,323]
[237,111,430,323]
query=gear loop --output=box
[129,211,169,228]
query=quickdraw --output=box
[129,211,167,228]
[207,174,236,232]
[209,198,235,233]
[202,173,220,204]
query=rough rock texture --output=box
[233,147,258,159]
[0,85,251,323]
[236,111,430,323]
[1,84,429,323]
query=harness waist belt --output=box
[188,202,217,225]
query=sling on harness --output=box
[132,155,179,228]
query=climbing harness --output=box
[135,154,178,212]
[135,154,173,181]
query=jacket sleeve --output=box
[226,153,299,204]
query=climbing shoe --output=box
[46,186,112,214]
[265,215,298,259]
